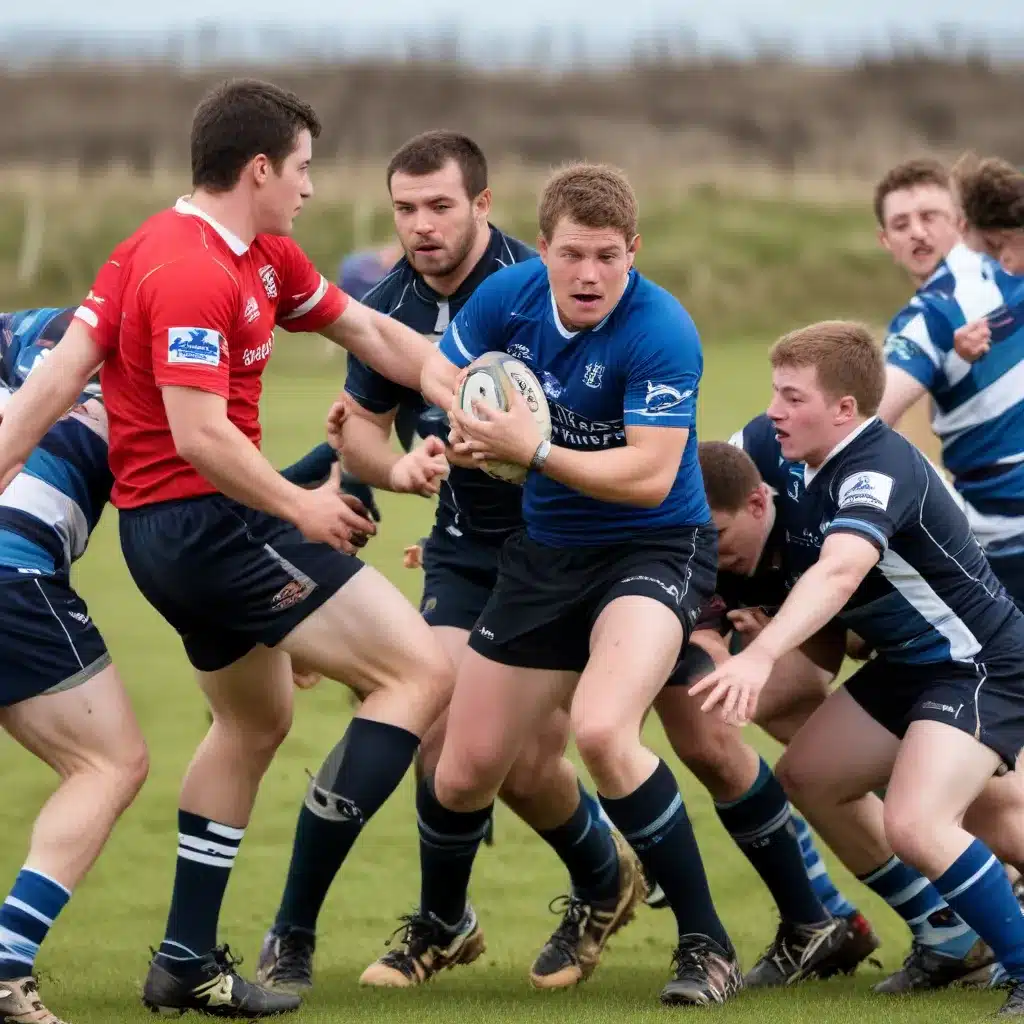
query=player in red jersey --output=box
[0,80,453,1018]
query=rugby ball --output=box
[457,351,552,484]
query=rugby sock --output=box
[715,758,829,926]
[791,813,858,918]
[275,718,420,934]
[0,868,70,981]
[859,855,979,959]
[537,782,620,904]
[600,759,732,952]
[580,785,614,831]
[936,839,1024,981]
[417,777,493,928]
[156,811,244,969]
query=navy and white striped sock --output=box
[0,868,70,981]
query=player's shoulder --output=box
[490,227,537,267]
[473,256,548,312]
[831,420,919,486]
[623,272,698,340]
[730,413,787,483]
[358,258,414,312]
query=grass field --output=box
[0,336,999,1023]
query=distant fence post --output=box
[16,189,46,288]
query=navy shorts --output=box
[845,616,1024,770]
[419,524,506,631]
[119,496,363,672]
[0,571,110,707]
[468,523,718,672]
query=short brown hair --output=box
[191,79,321,193]
[873,158,950,226]
[952,152,1024,231]
[538,163,638,242]
[698,441,764,513]
[386,131,488,198]
[770,320,885,417]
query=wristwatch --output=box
[530,438,551,472]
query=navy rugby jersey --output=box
[0,308,111,575]
[739,412,1016,664]
[344,225,535,540]
[438,258,710,546]
[884,244,1024,556]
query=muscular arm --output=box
[421,345,461,411]
[877,364,928,427]
[319,302,434,394]
[0,320,103,487]
[541,424,687,507]
[339,404,402,490]
[746,533,881,662]
[163,386,311,521]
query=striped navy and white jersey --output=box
[738,413,1018,665]
[0,309,111,575]
[884,244,1024,555]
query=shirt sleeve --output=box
[824,450,919,553]
[437,271,512,369]
[74,248,128,352]
[883,306,951,391]
[271,238,348,334]
[142,256,237,398]
[344,352,405,414]
[622,306,701,429]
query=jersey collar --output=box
[549,269,635,340]
[174,197,249,256]
[803,416,880,488]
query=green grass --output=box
[0,339,1008,1023]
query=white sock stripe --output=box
[206,822,245,842]
[888,876,933,908]
[19,868,71,898]
[860,856,900,885]
[177,848,236,869]
[805,861,828,881]
[941,853,998,902]
[161,940,200,956]
[3,897,53,927]
[178,834,241,858]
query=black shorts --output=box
[119,495,363,672]
[419,525,506,631]
[0,571,110,706]
[468,523,717,672]
[845,619,1024,770]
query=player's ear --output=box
[473,188,493,220]
[626,233,641,268]
[251,154,271,187]
[748,483,769,518]
[877,226,891,255]
[836,394,859,424]
[537,234,549,264]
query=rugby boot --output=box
[660,934,744,1006]
[256,927,314,995]
[358,906,485,987]
[0,977,69,1024]
[142,944,300,1017]
[811,910,883,979]
[529,830,647,988]
[999,980,1024,1015]
[872,936,995,994]
[744,915,847,987]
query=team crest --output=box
[258,264,278,300]
[583,362,605,389]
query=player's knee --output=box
[674,725,750,796]
[882,798,935,871]
[572,713,635,786]
[774,748,825,809]
[434,745,503,810]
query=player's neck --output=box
[422,223,492,297]
[186,189,259,247]
[805,416,872,470]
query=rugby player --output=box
[359,163,845,1006]
[259,131,643,995]
[693,320,1024,1017]
[954,154,1024,277]
[695,430,1005,993]
[0,307,148,1024]
[0,80,457,1018]
[873,159,1024,608]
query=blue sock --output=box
[859,856,978,959]
[715,758,828,926]
[936,839,1024,981]
[580,785,613,832]
[156,811,245,970]
[0,868,71,981]
[601,759,732,952]
[790,814,857,918]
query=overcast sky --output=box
[1,0,1020,59]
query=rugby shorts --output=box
[419,523,508,631]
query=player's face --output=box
[390,160,490,281]
[539,218,638,329]
[255,130,313,235]
[768,364,853,466]
[878,184,960,283]
[712,485,773,575]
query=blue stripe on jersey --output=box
[0,510,63,573]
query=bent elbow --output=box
[635,473,675,508]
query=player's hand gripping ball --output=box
[455,352,552,485]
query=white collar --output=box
[803,417,878,487]
[174,196,249,256]
[548,270,632,340]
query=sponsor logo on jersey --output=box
[243,296,260,324]
[582,362,605,389]
[167,328,222,367]
[642,381,693,413]
[242,336,275,367]
[838,472,894,512]
[258,264,278,300]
